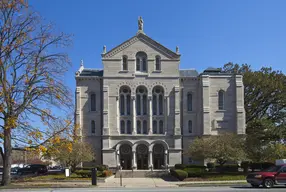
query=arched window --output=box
[159,120,164,134]
[153,120,157,134]
[120,86,131,116]
[90,93,96,111]
[91,120,95,134]
[120,120,125,134]
[143,120,147,134]
[152,86,164,115]
[187,93,192,111]
[122,55,128,71]
[188,120,193,133]
[136,52,147,72]
[127,120,131,134]
[155,55,161,71]
[218,90,225,110]
[136,86,148,115]
[137,120,141,134]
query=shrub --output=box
[241,161,250,173]
[183,168,204,177]
[170,169,188,181]
[77,165,109,172]
[215,164,239,172]
[102,170,113,177]
[249,162,275,171]
[75,170,91,178]
[207,162,215,171]
[185,165,206,169]
[174,164,186,170]
[75,170,103,178]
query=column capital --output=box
[131,95,136,100]
[164,96,168,100]
[148,96,152,101]
[116,96,119,101]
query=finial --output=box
[138,16,144,32]
[80,59,84,66]
[176,46,179,54]
[103,45,106,54]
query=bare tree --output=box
[0,0,72,185]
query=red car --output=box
[246,164,286,188]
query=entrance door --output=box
[153,144,165,169]
[136,144,148,170]
[120,144,132,170]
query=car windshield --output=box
[262,165,282,172]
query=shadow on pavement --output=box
[160,175,179,182]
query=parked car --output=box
[17,164,48,176]
[11,167,20,175]
[246,164,286,188]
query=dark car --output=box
[246,164,286,188]
[17,164,48,176]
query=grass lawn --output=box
[183,173,247,181]
[18,173,98,181]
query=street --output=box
[1,186,286,192]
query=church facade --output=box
[75,19,246,170]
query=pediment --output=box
[102,32,180,59]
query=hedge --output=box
[76,165,109,172]
[215,164,239,172]
[174,164,206,170]
[170,169,188,181]
[249,162,275,171]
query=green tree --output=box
[222,63,286,162]
[0,0,72,185]
[188,133,246,167]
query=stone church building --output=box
[75,18,246,170]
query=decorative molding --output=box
[103,86,109,92]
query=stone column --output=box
[148,96,152,134]
[133,151,137,169]
[116,96,120,134]
[132,96,137,135]
[235,75,246,134]
[103,86,109,136]
[75,87,81,136]
[149,151,153,170]
[164,96,168,135]
[116,150,120,167]
[174,86,181,135]
[201,75,211,135]
[164,150,168,169]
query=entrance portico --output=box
[115,140,169,170]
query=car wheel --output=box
[34,171,39,176]
[251,184,259,188]
[263,178,274,188]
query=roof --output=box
[79,69,103,77]
[179,69,199,77]
[102,32,180,59]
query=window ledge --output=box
[152,70,162,73]
[90,110,98,113]
[134,72,148,76]
[186,111,195,113]
[119,70,129,73]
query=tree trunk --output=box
[1,128,12,186]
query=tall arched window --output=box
[188,120,193,133]
[120,120,125,134]
[153,120,157,134]
[137,120,141,134]
[136,52,147,72]
[143,120,147,134]
[120,86,131,115]
[155,55,161,71]
[127,120,131,134]
[152,86,164,115]
[218,90,225,110]
[91,120,95,134]
[159,120,164,134]
[136,86,148,115]
[90,93,96,111]
[122,55,128,71]
[187,93,192,111]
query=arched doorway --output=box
[136,144,148,170]
[153,144,165,169]
[119,144,132,170]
